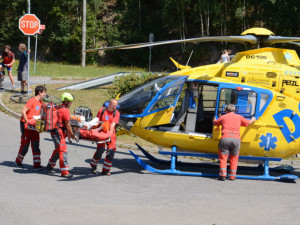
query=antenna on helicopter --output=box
[186,50,193,66]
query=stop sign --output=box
[19,14,41,35]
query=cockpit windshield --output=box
[118,76,182,115]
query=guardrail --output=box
[56,72,137,90]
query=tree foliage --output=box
[0,0,299,70]
[107,72,160,98]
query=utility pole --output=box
[149,33,154,72]
[81,0,86,67]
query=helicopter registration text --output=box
[246,55,267,59]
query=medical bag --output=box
[74,106,93,122]
[39,102,60,132]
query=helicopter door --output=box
[213,84,258,139]
[139,76,188,127]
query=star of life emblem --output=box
[259,133,277,151]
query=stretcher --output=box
[71,115,111,145]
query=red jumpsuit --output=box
[90,107,120,173]
[214,112,249,179]
[47,105,71,176]
[16,97,42,168]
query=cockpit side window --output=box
[118,76,180,115]
[149,79,184,113]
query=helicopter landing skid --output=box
[130,144,298,182]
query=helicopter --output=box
[85,28,300,181]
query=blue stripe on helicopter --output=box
[273,109,300,143]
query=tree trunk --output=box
[200,12,204,36]
[81,0,86,67]
[206,5,210,36]
[224,0,227,36]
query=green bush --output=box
[108,72,160,98]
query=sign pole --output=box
[27,0,30,94]
[34,33,38,74]
[27,36,30,93]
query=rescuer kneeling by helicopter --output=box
[213,104,256,181]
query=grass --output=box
[12,60,146,80]
[2,83,158,149]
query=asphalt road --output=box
[1,110,300,225]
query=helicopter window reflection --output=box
[150,79,184,112]
[218,88,256,117]
[117,76,180,115]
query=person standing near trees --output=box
[213,104,256,181]
[0,45,16,89]
[219,49,230,63]
[17,43,31,93]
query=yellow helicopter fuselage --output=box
[118,48,300,159]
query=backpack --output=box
[36,103,65,132]
[99,107,117,120]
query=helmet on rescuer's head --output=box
[61,92,74,102]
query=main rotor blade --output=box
[264,36,300,46]
[289,42,300,46]
[85,35,258,52]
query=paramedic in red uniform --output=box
[46,93,76,178]
[0,45,16,89]
[90,99,120,175]
[213,104,256,181]
[15,85,47,169]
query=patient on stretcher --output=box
[79,122,112,141]
[71,116,112,142]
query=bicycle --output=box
[10,93,62,104]
[0,68,5,90]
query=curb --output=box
[0,92,21,119]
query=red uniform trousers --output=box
[48,128,70,175]
[90,133,116,173]
[218,137,240,179]
[218,150,239,179]
[16,121,41,168]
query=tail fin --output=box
[170,57,191,70]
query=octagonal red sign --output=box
[19,14,41,35]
